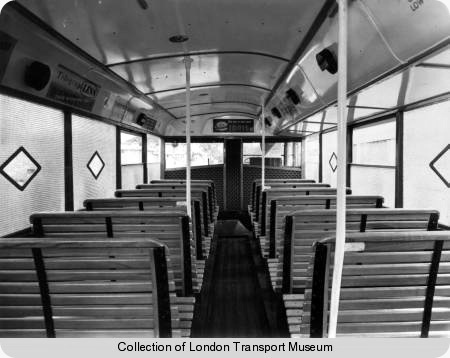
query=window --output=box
[121,131,142,165]
[351,119,396,207]
[120,131,144,189]
[242,142,285,166]
[353,120,396,166]
[165,143,224,169]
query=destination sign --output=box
[213,119,254,133]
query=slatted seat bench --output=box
[0,237,193,338]
[115,188,214,250]
[256,184,333,235]
[83,197,208,260]
[268,195,384,258]
[288,231,450,338]
[29,210,200,296]
[137,183,218,223]
[255,187,351,256]
[275,208,439,294]
[250,179,316,215]
[150,180,218,215]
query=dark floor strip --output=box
[191,211,289,337]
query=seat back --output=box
[251,179,315,212]
[257,187,351,235]
[269,195,384,258]
[302,231,450,338]
[30,210,195,296]
[282,208,440,294]
[136,183,216,219]
[0,237,179,338]
[83,198,205,260]
[115,188,212,237]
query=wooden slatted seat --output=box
[150,180,218,214]
[276,208,439,294]
[115,188,214,246]
[250,179,315,214]
[29,210,199,296]
[268,195,384,258]
[137,183,218,223]
[255,187,351,256]
[0,237,193,338]
[256,183,333,234]
[83,197,207,260]
[289,231,450,338]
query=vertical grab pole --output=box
[261,102,266,189]
[328,0,348,338]
[183,56,193,218]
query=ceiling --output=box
[17,0,329,130]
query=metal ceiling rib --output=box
[17,0,329,130]
[106,50,290,67]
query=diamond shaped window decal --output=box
[429,144,450,188]
[87,151,105,180]
[329,152,337,173]
[0,146,41,191]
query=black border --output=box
[0,146,42,191]
[328,152,337,173]
[429,144,450,188]
[86,150,105,180]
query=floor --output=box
[191,211,289,337]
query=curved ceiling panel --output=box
[17,0,326,64]
[109,53,287,94]
[149,85,268,112]
[361,0,450,62]
[168,102,260,119]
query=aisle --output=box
[191,212,288,337]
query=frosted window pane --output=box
[304,134,319,182]
[165,143,224,168]
[351,166,395,207]
[353,119,396,166]
[354,73,402,120]
[121,132,142,165]
[322,130,338,187]
[404,101,450,225]
[147,134,161,164]
[406,66,450,105]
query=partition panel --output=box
[72,115,116,210]
[404,101,450,225]
[0,94,64,236]
[304,133,320,182]
[321,130,338,186]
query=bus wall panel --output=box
[242,165,302,209]
[351,166,395,208]
[121,164,144,190]
[404,101,450,226]
[147,133,162,182]
[321,130,338,186]
[72,115,116,210]
[165,165,224,208]
[0,94,64,236]
[304,133,320,183]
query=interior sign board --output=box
[0,31,17,82]
[213,119,254,133]
[46,65,100,111]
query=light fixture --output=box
[286,88,301,105]
[24,61,51,91]
[169,35,189,43]
[137,0,148,10]
[316,47,338,74]
[271,107,282,118]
